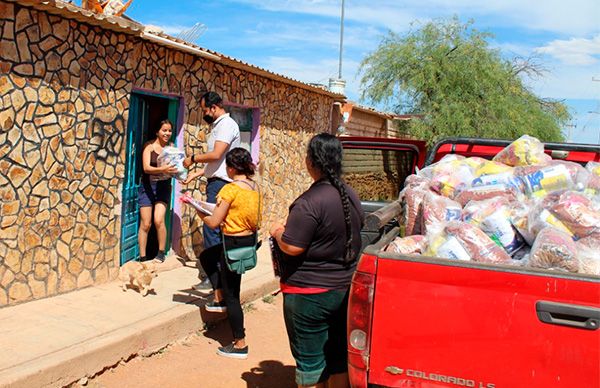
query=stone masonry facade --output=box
[0,2,337,307]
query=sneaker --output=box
[205,300,227,313]
[217,343,248,359]
[192,278,213,291]
[154,251,166,263]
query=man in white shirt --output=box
[184,92,240,294]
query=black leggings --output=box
[220,234,256,340]
[199,245,222,290]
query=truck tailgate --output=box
[368,256,600,387]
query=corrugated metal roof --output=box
[7,0,345,99]
[349,102,404,120]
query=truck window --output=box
[342,147,416,201]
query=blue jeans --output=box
[203,178,228,249]
[199,178,228,289]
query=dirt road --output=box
[85,293,296,388]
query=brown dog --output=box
[119,261,158,296]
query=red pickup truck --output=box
[341,137,600,388]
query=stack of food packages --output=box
[384,135,600,276]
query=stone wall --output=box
[0,2,334,307]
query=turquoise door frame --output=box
[120,91,181,265]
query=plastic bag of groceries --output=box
[402,175,431,190]
[384,235,427,255]
[454,183,519,207]
[517,163,574,198]
[579,161,600,198]
[400,185,429,236]
[586,161,600,176]
[422,191,462,236]
[427,221,512,264]
[462,197,524,255]
[417,154,464,180]
[418,155,476,198]
[493,135,552,167]
[474,159,513,177]
[157,146,188,181]
[576,237,600,276]
[549,160,589,190]
[426,232,472,261]
[549,191,600,240]
[526,194,574,241]
[529,227,579,273]
[509,199,537,245]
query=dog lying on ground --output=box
[119,261,158,296]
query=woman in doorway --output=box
[189,147,260,359]
[269,133,364,388]
[138,119,178,262]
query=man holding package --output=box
[183,91,241,295]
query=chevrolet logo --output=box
[385,366,404,375]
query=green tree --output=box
[359,17,570,144]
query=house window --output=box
[226,106,253,151]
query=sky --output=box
[124,0,600,144]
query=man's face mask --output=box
[203,104,215,124]
[203,114,215,124]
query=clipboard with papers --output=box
[180,193,216,216]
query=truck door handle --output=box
[536,301,600,330]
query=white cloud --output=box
[231,0,600,36]
[243,21,383,51]
[528,62,600,100]
[536,35,600,66]
[256,56,363,100]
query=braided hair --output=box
[307,133,354,263]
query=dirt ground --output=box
[84,293,297,388]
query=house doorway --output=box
[120,91,181,265]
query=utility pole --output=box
[328,0,346,95]
[338,0,345,80]
[564,122,576,142]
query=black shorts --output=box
[138,180,171,207]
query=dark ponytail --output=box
[307,133,354,263]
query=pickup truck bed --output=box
[343,137,600,388]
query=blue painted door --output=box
[120,94,148,264]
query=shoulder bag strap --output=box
[228,179,261,247]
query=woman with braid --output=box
[270,133,364,388]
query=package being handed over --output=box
[156,146,188,181]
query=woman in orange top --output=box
[192,147,260,359]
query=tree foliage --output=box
[359,17,570,144]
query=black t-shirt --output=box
[281,179,365,290]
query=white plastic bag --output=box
[157,146,188,181]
